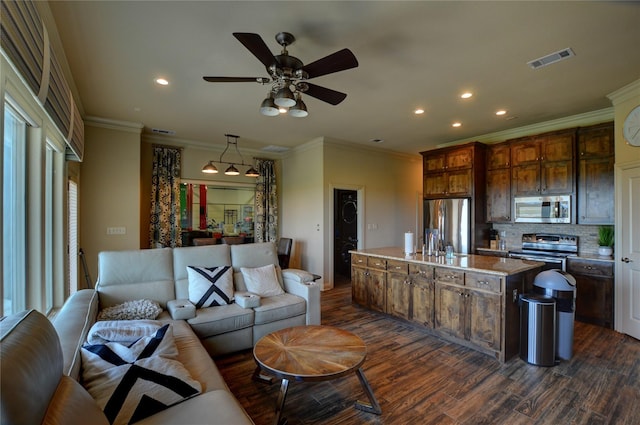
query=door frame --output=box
[329,184,365,288]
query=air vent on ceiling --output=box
[261,145,290,153]
[151,128,176,136]
[527,48,575,69]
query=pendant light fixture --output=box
[201,134,259,177]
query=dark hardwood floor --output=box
[216,280,640,424]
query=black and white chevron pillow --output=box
[186,265,234,308]
[81,324,202,425]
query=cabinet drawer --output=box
[435,268,464,285]
[367,257,387,270]
[466,272,502,293]
[567,259,613,277]
[387,260,408,274]
[351,254,367,267]
[409,264,434,281]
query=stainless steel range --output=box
[508,233,578,271]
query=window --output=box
[44,142,54,312]
[3,104,27,316]
[68,180,78,294]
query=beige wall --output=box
[80,123,142,281]
[281,138,422,288]
[609,79,640,165]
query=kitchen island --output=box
[350,247,544,362]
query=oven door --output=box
[508,253,566,271]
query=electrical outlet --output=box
[107,227,126,235]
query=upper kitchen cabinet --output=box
[421,142,486,199]
[486,142,512,223]
[577,122,614,224]
[510,130,575,196]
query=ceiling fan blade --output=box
[203,76,265,83]
[304,83,347,105]
[233,32,277,68]
[302,48,358,79]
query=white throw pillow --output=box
[87,320,162,345]
[187,266,234,308]
[240,264,285,297]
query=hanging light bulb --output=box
[288,93,308,117]
[224,164,240,176]
[202,161,218,174]
[274,85,296,107]
[260,92,279,116]
[245,166,260,177]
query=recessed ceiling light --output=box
[414,108,425,115]
[452,122,462,128]
[460,92,473,99]
[155,78,169,86]
[496,110,507,116]
[369,138,384,144]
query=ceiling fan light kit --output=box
[204,31,358,118]
[201,134,259,177]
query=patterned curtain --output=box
[254,159,278,242]
[149,146,182,247]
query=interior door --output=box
[334,189,358,280]
[617,162,640,339]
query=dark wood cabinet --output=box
[567,258,614,328]
[386,260,410,320]
[486,143,512,223]
[422,142,485,198]
[510,130,575,197]
[577,123,614,224]
[351,254,386,313]
[409,263,434,328]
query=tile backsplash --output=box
[490,223,605,256]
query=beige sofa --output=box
[1,242,320,425]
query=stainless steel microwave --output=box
[514,195,571,223]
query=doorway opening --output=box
[333,189,358,286]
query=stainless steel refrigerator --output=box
[424,198,471,254]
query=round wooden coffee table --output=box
[253,325,381,425]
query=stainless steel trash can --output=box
[520,294,556,366]
[533,270,577,360]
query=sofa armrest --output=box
[167,299,196,320]
[282,269,321,325]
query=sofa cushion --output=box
[43,376,109,425]
[97,248,175,309]
[81,324,202,425]
[187,266,234,308]
[173,245,232,300]
[187,304,254,339]
[241,263,285,297]
[252,293,306,325]
[230,242,283,291]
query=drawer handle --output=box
[445,274,458,280]
[375,262,382,266]
[394,266,403,270]
[478,280,490,285]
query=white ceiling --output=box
[47,1,640,155]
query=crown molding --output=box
[85,116,143,133]
[607,79,640,105]
[440,107,614,147]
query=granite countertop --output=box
[350,247,544,276]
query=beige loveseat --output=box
[1,242,320,424]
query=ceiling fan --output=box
[203,32,358,117]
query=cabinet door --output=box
[446,169,473,196]
[387,272,411,320]
[541,133,574,162]
[368,269,387,313]
[578,156,614,224]
[511,140,540,166]
[351,266,368,306]
[411,276,434,327]
[541,160,573,194]
[578,124,614,158]
[487,143,511,170]
[424,153,446,172]
[486,168,511,222]
[573,274,613,328]
[468,290,502,351]
[446,147,473,170]
[424,172,447,197]
[435,282,465,339]
[512,164,541,196]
